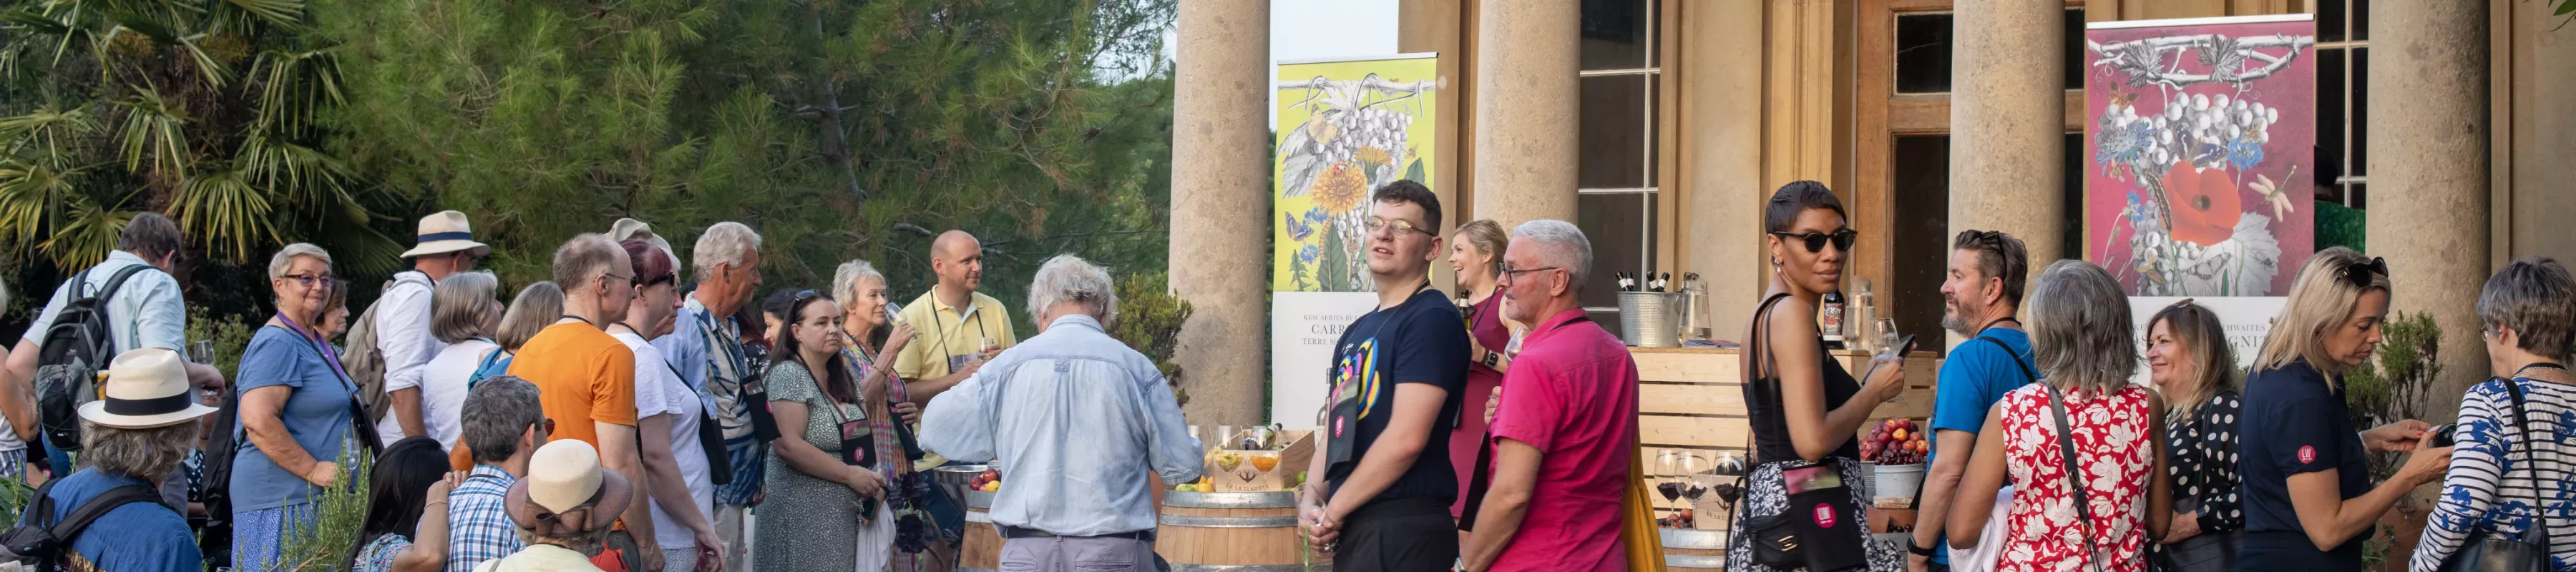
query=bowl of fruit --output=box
[1862,418,1930,503]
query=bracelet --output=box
[1908,540,1940,557]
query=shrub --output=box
[271,448,374,572]
[1108,272,1194,405]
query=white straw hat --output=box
[78,348,219,429]
[400,210,493,259]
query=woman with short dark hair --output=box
[2410,257,2576,571]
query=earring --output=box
[1771,256,1782,267]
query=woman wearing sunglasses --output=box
[1726,181,1909,572]
[2237,247,2451,572]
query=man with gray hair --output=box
[444,375,550,572]
[652,221,766,571]
[920,254,1201,572]
[1460,220,1640,572]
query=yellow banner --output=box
[1272,56,1439,292]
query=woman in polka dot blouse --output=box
[2143,300,2245,572]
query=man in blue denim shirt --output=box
[921,255,1201,572]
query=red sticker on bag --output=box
[1813,503,1838,528]
[2297,445,2317,464]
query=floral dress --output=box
[1997,383,2156,572]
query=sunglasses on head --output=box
[2337,257,2388,288]
[1770,229,1858,253]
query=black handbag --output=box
[2043,384,2114,572]
[1739,463,1868,571]
[2436,378,2554,572]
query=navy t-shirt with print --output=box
[2238,358,2370,571]
[1322,287,1470,506]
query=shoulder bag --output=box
[1735,292,1868,571]
[2435,378,2553,572]
[2044,384,2114,572]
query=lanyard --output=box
[274,312,356,390]
[696,302,751,388]
[1975,316,2019,336]
[928,297,991,367]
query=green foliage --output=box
[1107,271,1192,404]
[183,305,258,380]
[0,474,32,525]
[314,0,1179,327]
[2316,202,2366,253]
[0,0,409,275]
[2344,312,2442,481]
[273,448,374,572]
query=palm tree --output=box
[0,0,401,273]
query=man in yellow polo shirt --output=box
[894,230,1018,403]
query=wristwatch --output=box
[1481,349,1501,368]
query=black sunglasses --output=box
[1770,230,1858,253]
[2338,257,2388,288]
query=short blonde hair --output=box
[2255,247,2390,375]
[433,272,503,344]
[832,260,887,306]
[496,281,565,352]
[267,243,333,280]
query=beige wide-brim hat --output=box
[505,440,634,537]
[400,210,493,259]
[78,348,219,429]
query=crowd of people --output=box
[3,177,2571,572]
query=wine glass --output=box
[1877,318,1901,355]
[1679,453,1710,511]
[1656,450,1684,520]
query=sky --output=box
[1150,1,1400,127]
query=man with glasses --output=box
[1460,220,1638,572]
[446,375,555,572]
[507,232,663,571]
[376,210,491,443]
[1299,179,1471,572]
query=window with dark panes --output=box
[1574,0,1662,330]
[2313,0,2368,208]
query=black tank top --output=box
[1744,293,1863,463]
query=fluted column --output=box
[1948,0,2067,268]
[1169,0,1269,426]
[2371,1,2490,406]
[1471,0,1580,227]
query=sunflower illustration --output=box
[1311,162,1369,212]
[1354,147,1392,167]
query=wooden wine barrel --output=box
[1662,528,1727,571]
[962,490,1002,572]
[1157,490,1330,571]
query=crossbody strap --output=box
[2043,384,2107,572]
[2502,378,2550,547]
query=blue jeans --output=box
[41,431,71,478]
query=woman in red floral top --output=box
[1949,260,2173,572]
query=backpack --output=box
[31,265,155,453]
[346,271,431,423]
[0,479,167,572]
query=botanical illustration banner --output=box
[2084,15,2317,297]
[1269,54,1438,427]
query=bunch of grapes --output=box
[1863,418,1930,465]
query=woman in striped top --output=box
[2412,257,2576,572]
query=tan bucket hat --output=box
[505,440,634,538]
[78,348,220,429]
[400,210,493,259]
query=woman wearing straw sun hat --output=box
[12,347,220,571]
[477,439,636,572]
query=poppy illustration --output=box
[2160,159,2240,246]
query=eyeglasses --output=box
[532,418,557,436]
[283,273,335,289]
[1362,217,1438,237]
[1500,266,1561,282]
[2338,257,2388,289]
[602,272,638,290]
[1770,230,1858,253]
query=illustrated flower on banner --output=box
[1354,147,1392,168]
[2160,160,2240,246]
[1299,245,1320,264]
[1310,162,1369,213]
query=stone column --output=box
[2371,1,2489,408]
[1948,0,2066,270]
[1471,0,1580,227]
[1169,0,1269,427]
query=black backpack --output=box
[0,480,167,572]
[31,265,155,453]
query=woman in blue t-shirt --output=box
[231,243,371,571]
[2236,248,2451,572]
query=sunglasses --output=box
[1770,230,1858,253]
[2337,257,2388,288]
[532,418,557,436]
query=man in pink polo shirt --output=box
[1462,220,1639,572]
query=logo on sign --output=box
[1813,503,1838,529]
[2298,445,2316,464]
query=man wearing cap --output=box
[14,347,218,571]
[378,210,492,443]
[482,440,635,572]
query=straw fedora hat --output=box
[400,210,493,259]
[78,348,220,429]
[505,440,634,537]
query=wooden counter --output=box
[1628,346,1941,535]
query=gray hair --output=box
[433,271,503,344]
[517,521,612,553]
[1025,254,1118,326]
[1511,220,1594,294]
[833,260,886,305]
[461,375,545,464]
[2478,257,2576,360]
[549,234,621,295]
[268,242,334,280]
[81,421,197,479]
[2027,260,2137,391]
[691,222,763,283]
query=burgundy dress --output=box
[1450,292,1511,517]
